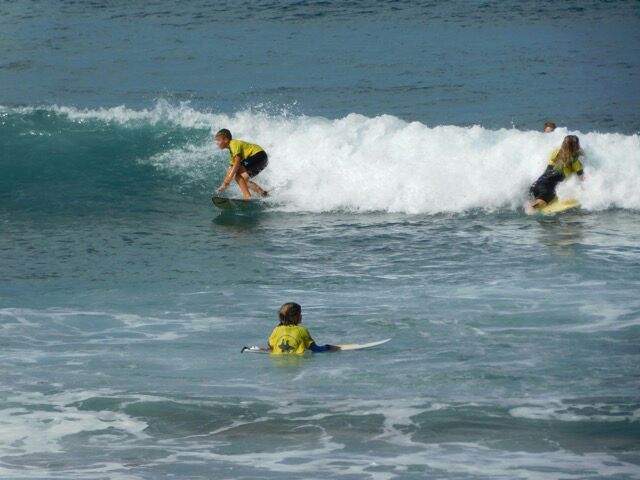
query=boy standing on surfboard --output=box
[268,303,340,354]
[215,129,269,199]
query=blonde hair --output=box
[554,135,583,167]
[279,302,302,325]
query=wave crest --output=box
[4,101,640,214]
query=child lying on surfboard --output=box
[215,129,269,199]
[268,303,340,354]
[527,134,585,213]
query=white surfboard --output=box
[241,338,391,354]
[336,338,391,351]
[241,346,271,354]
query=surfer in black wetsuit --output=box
[528,135,585,211]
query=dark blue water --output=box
[2,1,639,131]
[1,1,639,479]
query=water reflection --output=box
[535,213,586,256]
[211,209,264,232]
[269,352,312,368]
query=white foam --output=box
[510,401,640,423]
[149,399,640,480]
[6,101,640,214]
[0,308,233,345]
[485,301,640,334]
[3,391,637,479]
[0,389,148,457]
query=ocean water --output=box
[1,1,640,479]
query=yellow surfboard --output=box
[539,198,580,215]
[526,198,581,216]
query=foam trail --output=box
[5,102,639,214]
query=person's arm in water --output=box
[305,327,340,352]
[309,342,340,352]
[217,155,243,193]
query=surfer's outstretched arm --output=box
[218,156,251,198]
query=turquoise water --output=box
[2,2,640,479]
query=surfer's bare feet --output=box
[526,199,545,213]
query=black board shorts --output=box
[241,151,268,178]
[529,180,557,204]
[529,168,564,203]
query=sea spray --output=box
[3,101,639,214]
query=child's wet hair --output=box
[215,128,232,140]
[555,135,583,165]
[279,302,302,325]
